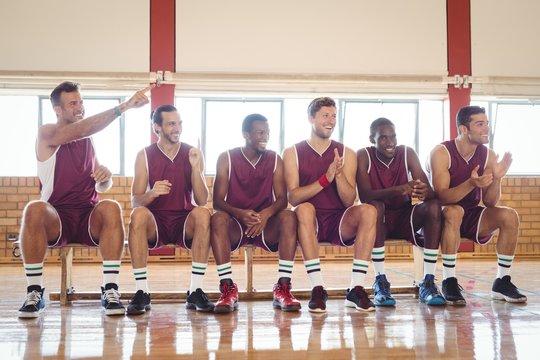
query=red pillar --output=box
[447,0,474,251]
[149,0,176,255]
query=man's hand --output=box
[189,139,203,169]
[91,165,112,184]
[124,85,154,110]
[244,209,271,238]
[411,179,429,201]
[469,165,493,188]
[492,152,512,179]
[325,148,344,182]
[150,180,172,197]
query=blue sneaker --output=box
[373,274,396,306]
[419,274,446,306]
[18,285,45,318]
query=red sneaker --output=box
[214,279,239,314]
[273,277,301,312]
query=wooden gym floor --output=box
[0,258,539,359]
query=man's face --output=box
[371,124,397,161]
[310,106,336,139]
[244,120,269,153]
[462,113,490,145]
[55,91,85,122]
[156,111,182,144]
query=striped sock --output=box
[371,246,385,275]
[442,253,457,280]
[497,254,514,279]
[278,259,294,279]
[350,259,370,288]
[103,260,121,286]
[133,267,148,292]
[24,262,44,288]
[190,262,207,293]
[423,248,439,276]
[217,262,232,282]
[304,259,324,288]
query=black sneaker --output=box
[100,283,126,316]
[127,290,152,315]
[186,288,215,312]
[345,286,375,312]
[441,277,466,306]
[491,276,527,303]
[308,286,328,313]
[18,285,45,318]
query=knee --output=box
[370,200,385,221]
[22,201,49,224]
[500,207,519,229]
[358,203,377,223]
[211,211,231,230]
[442,205,464,227]
[423,199,442,221]
[96,199,122,219]
[191,206,211,227]
[294,203,316,223]
[279,209,297,229]
[129,206,150,230]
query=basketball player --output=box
[429,105,527,305]
[126,105,213,315]
[211,113,300,313]
[282,97,377,313]
[17,81,150,318]
[356,117,445,306]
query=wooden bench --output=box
[13,239,423,304]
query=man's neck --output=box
[308,134,331,153]
[455,136,477,160]
[241,146,262,165]
[157,139,180,158]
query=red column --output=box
[447,0,474,251]
[149,0,176,255]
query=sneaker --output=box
[214,279,238,314]
[100,283,126,316]
[372,274,396,306]
[491,275,527,303]
[18,285,45,318]
[441,277,466,306]
[345,286,375,312]
[127,290,151,315]
[272,277,301,312]
[419,274,446,306]
[308,286,328,313]
[186,288,215,312]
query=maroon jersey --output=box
[39,138,98,208]
[295,140,345,210]
[441,140,489,209]
[145,142,195,213]
[225,147,277,212]
[365,145,411,210]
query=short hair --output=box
[370,117,395,137]
[151,105,178,126]
[242,113,268,133]
[307,97,336,117]
[50,81,80,107]
[456,105,486,131]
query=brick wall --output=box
[1,176,539,264]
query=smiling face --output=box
[155,111,182,144]
[461,113,490,145]
[55,91,85,123]
[244,120,270,153]
[310,105,336,139]
[371,124,397,161]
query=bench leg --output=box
[413,245,424,286]
[60,247,73,305]
[244,246,254,295]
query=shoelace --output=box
[24,290,42,306]
[103,288,121,304]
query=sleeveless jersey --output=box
[38,137,98,208]
[225,147,277,212]
[145,142,195,213]
[365,145,411,210]
[441,140,489,209]
[295,140,345,210]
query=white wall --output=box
[176,0,447,76]
[0,0,149,72]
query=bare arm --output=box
[93,158,113,193]
[406,146,435,201]
[189,141,208,206]
[283,146,324,206]
[334,147,357,207]
[37,86,152,161]
[131,149,171,208]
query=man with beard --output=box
[356,117,445,307]
[282,97,377,313]
[429,105,527,305]
[211,113,300,313]
[126,105,214,314]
